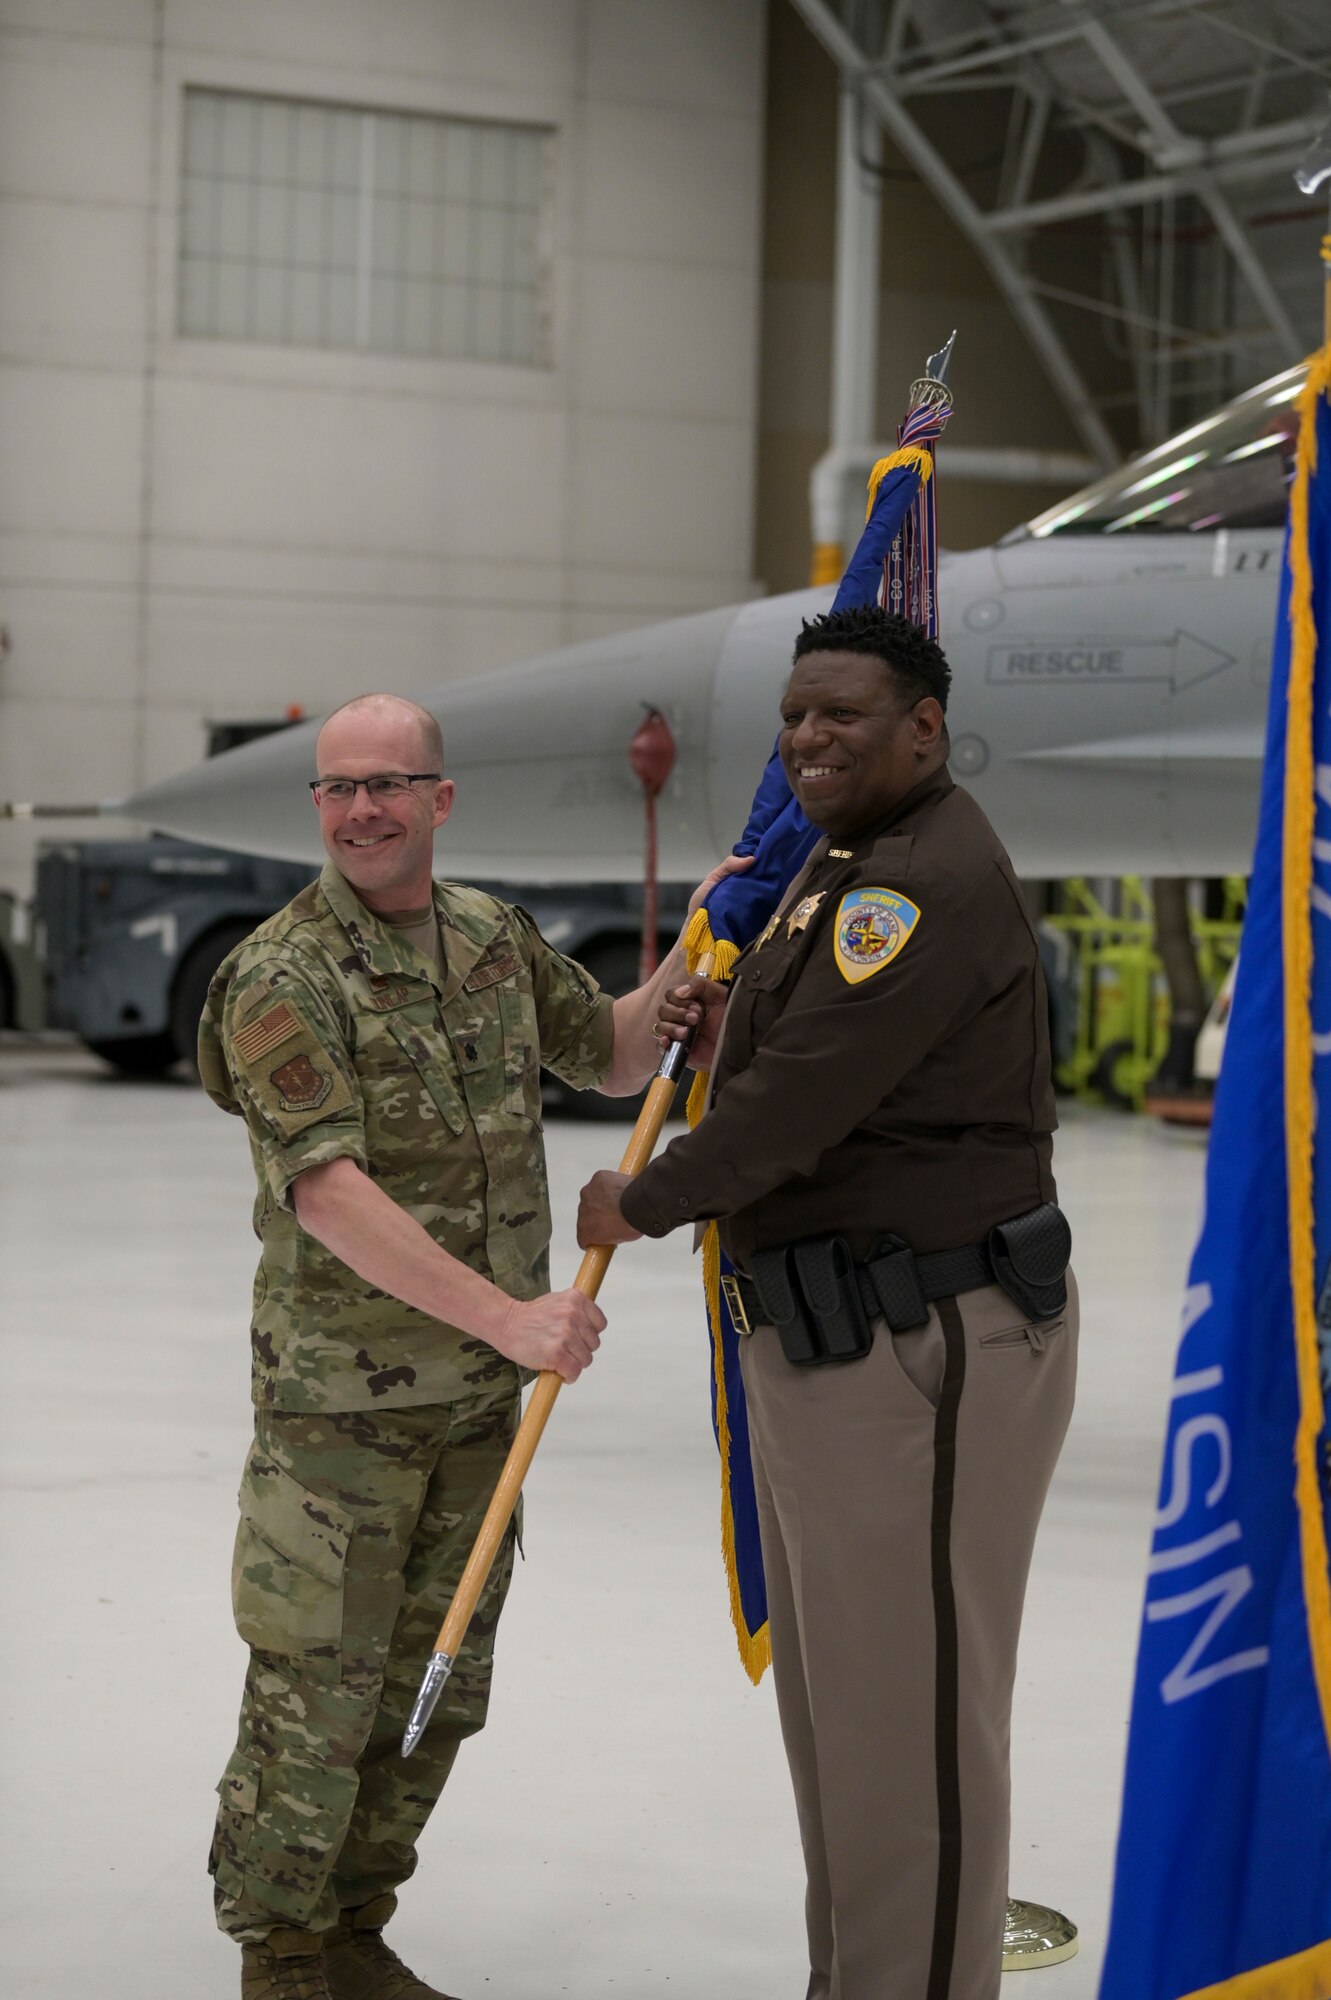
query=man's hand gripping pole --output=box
[402,962,713,1757]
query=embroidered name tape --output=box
[233,1000,301,1066]
[464,949,522,993]
[833,889,921,985]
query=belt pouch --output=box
[987,1202,1071,1321]
[864,1235,931,1332]
[792,1238,874,1362]
[749,1247,821,1365]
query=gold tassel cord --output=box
[680,905,771,1682]
[1283,341,1331,1764]
[1180,1934,1331,2000]
[865,444,935,520]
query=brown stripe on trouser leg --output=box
[738,1274,1076,2000]
[927,1296,966,2000]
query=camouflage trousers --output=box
[209,1374,520,1943]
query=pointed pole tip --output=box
[401,1650,454,1759]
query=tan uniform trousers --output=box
[739,1272,1078,2000]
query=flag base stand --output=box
[1002,1899,1078,1970]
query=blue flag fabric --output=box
[1099,353,1331,2000]
[686,442,941,1680]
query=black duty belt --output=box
[721,1205,1071,1368]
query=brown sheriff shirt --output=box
[619,767,1057,1270]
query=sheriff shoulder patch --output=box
[833,888,921,985]
[270,1052,333,1111]
[232,1000,301,1067]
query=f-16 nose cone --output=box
[123,605,745,880]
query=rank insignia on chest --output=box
[832,888,921,984]
[786,890,827,938]
[754,913,781,951]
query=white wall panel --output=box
[0,197,148,371]
[0,1,152,35]
[149,378,566,561]
[165,0,580,98]
[580,101,763,268]
[569,412,753,576]
[584,0,765,114]
[575,257,758,421]
[0,26,153,206]
[0,0,767,900]
[143,592,557,710]
[0,367,144,538]
[0,585,139,702]
[0,692,137,799]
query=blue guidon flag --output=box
[1099,346,1331,1997]
[682,360,954,1679]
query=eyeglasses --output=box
[309,773,441,803]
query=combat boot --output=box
[240,1927,332,1999]
[324,1894,460,1999]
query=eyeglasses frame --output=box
[309,773,442,802]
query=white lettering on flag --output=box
[1155,1415,1231,1529]
[1147,1567,1271,1702]
[1147,1520,1241,1574]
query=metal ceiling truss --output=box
[789,0,1329,457]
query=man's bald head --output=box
[316,694,443,774]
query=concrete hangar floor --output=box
[0,1043,1199,1998]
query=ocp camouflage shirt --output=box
[198,862,614,1412]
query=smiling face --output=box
[312,698,455,915]
[778,649,947,839]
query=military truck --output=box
[2,716,682,1109]
[31,833,682,1098]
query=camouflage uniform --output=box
[199,861,613,1943]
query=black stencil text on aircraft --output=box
[985,631,1235,692]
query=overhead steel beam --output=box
[788,0,1119,467]
[879,0,1206,93]
[1068,8,1301,358]
[989,144,1319,232]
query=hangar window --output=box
[1019,365,1303,538]
[178,90,549,365]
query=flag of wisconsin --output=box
[1099,351,1331,1998]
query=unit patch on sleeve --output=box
[833,889,921,985]
[269,1052,334,1112]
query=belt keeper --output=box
[866,1239,930,1332]
[720,1271,752,1336]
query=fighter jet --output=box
[122,363,1302,882]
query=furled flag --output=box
[683,339,956,1679]
[1099,344,1331,1998]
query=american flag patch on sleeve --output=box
[232,1000,302,1067]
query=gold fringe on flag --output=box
[865,444,935,519]
[680,905,771,1683]
[1282,341,1331,1764]
[1181,1933,1331,2000]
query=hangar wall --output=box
[0,0,766,895]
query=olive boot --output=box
[240,1928,332,1999]
[323,1895,460,2000]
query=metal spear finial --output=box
[924,328,957,384]
[402,1650,454,1758]
[911,331,957,414]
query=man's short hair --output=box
[792,607,951,713]
[318,694,444,771]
